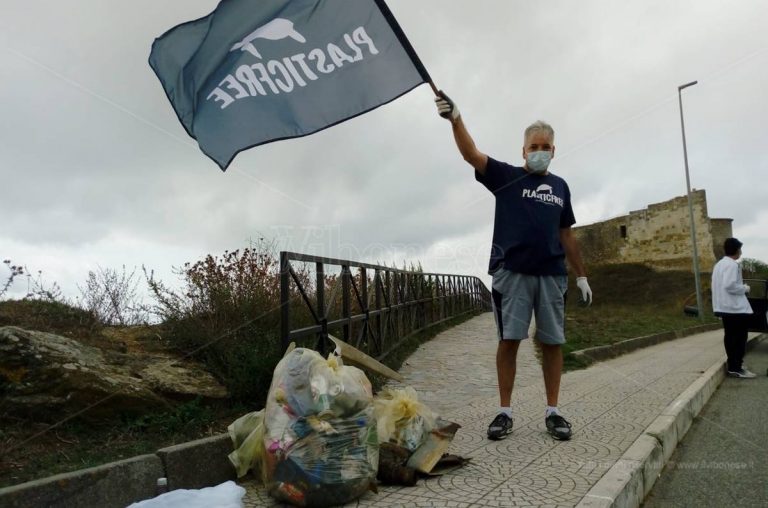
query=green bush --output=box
[742,258,768,279]
[145,243,308,406]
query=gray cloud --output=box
[2,0,767,299]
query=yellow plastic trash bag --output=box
[228,410,266,479]
[373,386,436,451]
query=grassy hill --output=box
[562,263,719,366]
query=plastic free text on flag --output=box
[149,0,429,170]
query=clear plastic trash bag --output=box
[262,348,378,507]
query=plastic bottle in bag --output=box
[310,373,333,417]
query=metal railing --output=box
[744,278,768,299]
[744,278,768,332]
[280,252,492,360]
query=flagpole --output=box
[374,0,437,96]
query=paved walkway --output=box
[643,338,768,507]
[241,313,732,507]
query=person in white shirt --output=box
[711,237,755,378]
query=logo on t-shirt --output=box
[522,184,564,207]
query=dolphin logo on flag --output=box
[230,18,306,58]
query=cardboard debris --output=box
[377,418,468,485]
[329,335,405,383]
[421,454,472,477]
[406,420,461,474]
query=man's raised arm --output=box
[435,92,488,174]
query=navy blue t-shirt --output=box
[475,157,576,275]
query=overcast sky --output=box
[1,0,767,301]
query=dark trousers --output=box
[720,313,750,371]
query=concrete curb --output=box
[0,454,164,508]
[576,333,766,508]
[157,434,236,491]
[0,434,234,508]
[571,323,721,365]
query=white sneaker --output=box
[727,368,757,378]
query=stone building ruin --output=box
[573,190,732,272]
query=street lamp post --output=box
[678,80,704,322]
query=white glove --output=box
[744,284,751,293]
[434,91,460,122]
[576,277,592,306]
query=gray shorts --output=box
[491,269,568,345]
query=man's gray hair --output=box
[524,120,555,143]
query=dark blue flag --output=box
[149,0,431,170]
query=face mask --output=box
[526,150,552,174]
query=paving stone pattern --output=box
[242,313,727,507]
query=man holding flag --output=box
[435,93,592,441]
[151,0,593,441]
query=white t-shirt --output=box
[711,256,753,315]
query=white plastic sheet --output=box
[126,480,245,508]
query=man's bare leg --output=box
[540,342,562,406]
[540,342,572,439]
[497,339,521,406]
[488,339,520,439]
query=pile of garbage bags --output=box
[228,344,464,507]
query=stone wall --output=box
[574,190,732,272]
[710,218,734,260]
